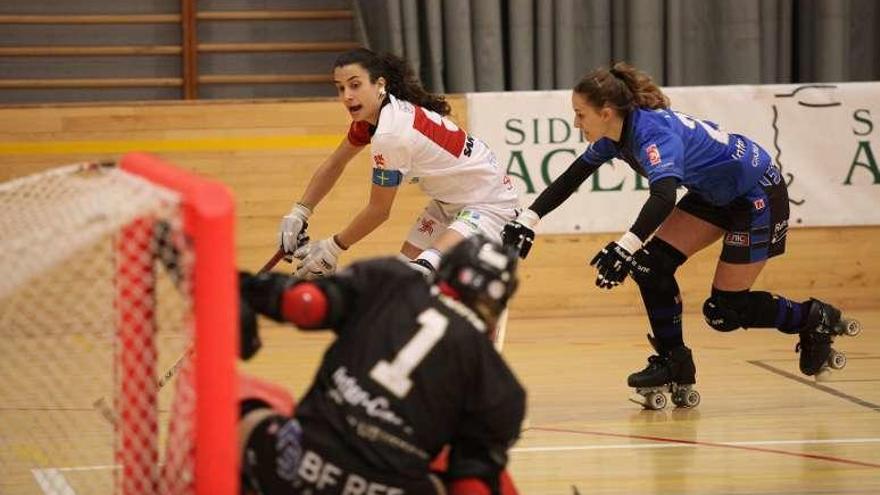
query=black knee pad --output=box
[631,238,687,291]
[703,289,753,332]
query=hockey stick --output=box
[493,308,509,352]
[261,228,309,274]
[258,248,285,274]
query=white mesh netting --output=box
[0,163,195,494]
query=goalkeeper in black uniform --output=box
[237,236,526,495]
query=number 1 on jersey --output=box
[369,308,448,398]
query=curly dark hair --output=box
[334,48,451,116]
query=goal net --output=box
[0,153,236,495]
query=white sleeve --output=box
[370,133,411,176]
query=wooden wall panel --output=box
[2,97,878,319]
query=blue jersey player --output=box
[503,62,861,409]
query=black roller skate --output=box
[628,335,700,410]
[796,298,861,379]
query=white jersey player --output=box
[278,48,518,279]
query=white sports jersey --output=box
[360,94,517,205]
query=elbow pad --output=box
[281,279,347,329]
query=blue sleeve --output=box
[579,138,617,166]
[637,131,684,183]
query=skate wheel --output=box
[829,351,847,370]
[672,389,700,408]
[645,392,667,410]
[840,318,861,337]
[682,389,700,408]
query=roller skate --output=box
[628,335,700,410]
[796,298,861,378]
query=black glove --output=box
[239,271,291,322]
[589,241,633,289]
[239,295,261,360]
[627,248,652,285]
[502,221,535,259]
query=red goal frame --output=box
[117,152,237,495]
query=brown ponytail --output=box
[334,48,451,116]
[573,61,669,113]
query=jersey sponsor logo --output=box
[274,419,304,482]
[462,135,475,157]
[297,449,405,494]
[373,154,386,168]
[724,231,750,247]
[731,137,747,160]
[348,415,429,459]
[372,168,402,187]
[753,198,766,210]
[646,144,662,166]
[453,209,482,232]
[329,367,404,426]
[417,217,436,236]
[771,220,789,244]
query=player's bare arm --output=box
[335,182,399,249]
[299,137,364,210]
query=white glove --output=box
[409,248,441,280]
[279,203,312,262]
[294,236,345,280]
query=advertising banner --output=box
[467,83,880,233]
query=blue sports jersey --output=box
[580,107,772,206]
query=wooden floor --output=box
[2,99,879,494]
[237,308,880,495]
[2,294,878,495]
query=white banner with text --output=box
[467,82,880,234]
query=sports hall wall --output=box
[1,94,878,319]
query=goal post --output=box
[119,152,237,495]
[0,153,237,495]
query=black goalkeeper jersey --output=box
[292,258,525,493]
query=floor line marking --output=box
[513,437,880,453]
[31,468,77,495]
[0,134,342,154]
[748,360,880,411]
[529,426,880,468]
[54,464,118,472]
[37,438,880,474]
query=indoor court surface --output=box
[2,100,879,495]
[246,309,880,495]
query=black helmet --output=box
[436,236,519,325]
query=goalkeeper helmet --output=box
[436,235,519,326]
